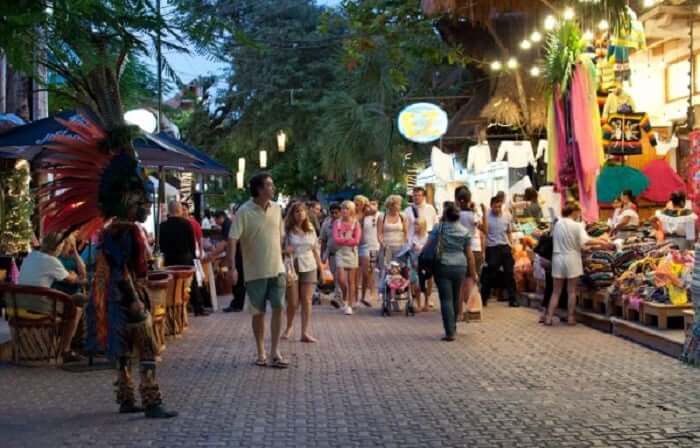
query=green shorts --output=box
[245,274,286,314]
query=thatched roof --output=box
[422,0,553,22]
[479,74,546,131]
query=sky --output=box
[162,0,342,90]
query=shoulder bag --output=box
[418,223,443,277]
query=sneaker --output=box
[344,305,353,315]
[144,404,178,419]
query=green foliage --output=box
[0,164,34,255]
[543,21,584,95]
[0,0,183,128]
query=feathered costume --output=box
[38,114,173,415]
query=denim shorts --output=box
[245,274,287,314]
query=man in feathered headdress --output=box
[39,116,177,419]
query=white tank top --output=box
[361,214,380,250]
[382,213,405,249]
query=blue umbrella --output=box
[154,132,230,176]
[0,110,201,170]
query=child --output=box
[409,217,429,311]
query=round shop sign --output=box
[398,102,448,143]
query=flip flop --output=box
[254,358,267,367]
[270,356,290,369]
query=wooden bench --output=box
[146,271,172,353]
[0,283,76,366]
[684,309,695,337]
[164,266,194,336]
[641,302,693,330]
[623,296,643,322]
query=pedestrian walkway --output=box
[2,303,700,447]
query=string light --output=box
[544,15,557,31]
[598,19,609,31]
[563,7,575,20]
[530,66,541,77]
[520,39,532,50]
[238,157,246,173]
[642,0,659,7]
[530,31,543,43]
[506,57,518,69]
[490,60,502,71]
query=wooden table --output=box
[641,302,693,330]
[684,309,695,337]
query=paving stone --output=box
[1,302,700,447]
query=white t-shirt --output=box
[18,250,70,288]
[496,141,536,168]
[360,214,380,251]
[459,210,482,252]
[552,218,590,255]
[467,144,492,173]
[286,230,318,273]
[404,202,438,240]
[618,209,639,227]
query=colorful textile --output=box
[596,165,649,204]
[602,112,656,155]
[641,160,686,203]
[681,243,700,365]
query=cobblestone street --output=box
[2,302,700,447]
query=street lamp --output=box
[124,109,157,133]
[259,150,268,168]
[276,130,287,152]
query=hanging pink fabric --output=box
[570,61,601,222]
[641,159,686,203]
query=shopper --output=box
[432,202,476,341]
[404,187,438,307]
[333,200,362,315]
[282,202,322,343]
[228,173,289,368]
[656,191,697,250]
[409,217,429,311]
[378,194,408,265]
[358,198,380,307]
[521,187,543,221]
[455,186,484,320]
[480,194,519,307]
[320,202,342,307]
[545,201,608,326]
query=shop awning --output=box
[0,110,203,171]
[154,132,230,176]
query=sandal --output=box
[270,356,290,369]
[543,317,553,326]
[254,357,267,367]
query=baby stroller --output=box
[379,246,416,316]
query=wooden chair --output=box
[146,271,172,353]
[165,266,194,336]
[0,283,76,366]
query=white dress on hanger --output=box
[467,143,492,173]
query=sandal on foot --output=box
[360,299,372,308]
[270,356,290,369]
[254,358,267,367]
[300,335,318,343]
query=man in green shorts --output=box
[228,172,289,368]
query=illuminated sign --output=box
[398,103,448,143]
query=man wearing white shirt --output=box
[404,187,438,308]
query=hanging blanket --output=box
[641,159,686,203]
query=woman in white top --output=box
[378,194,408,264]
[282,202,323,343]
[612,190,639,237]
[357,197,380,307]
[545,201,608,326]
[656,191,697,251]
[455,186,485,320]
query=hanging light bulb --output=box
[259,150,268,168]
[530,31,543,43]
[582,30,594,41]
[530,66,541,77]
[238,157,246,174]
[276,130,287,152]
[563,7,575,21]
[643,0,658,7]
[506,57,518,69]
[236,171,244,190]
[490,60,502,71]
[544,15,557,31]
[598,19,610,31]
[520,39,532,50]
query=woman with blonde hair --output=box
[282,201,323,342]
[378,194,408,264]
[333,200,362,315]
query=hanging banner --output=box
[398,102,448,143]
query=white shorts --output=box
[552,253,583,279]
[336,246,359,269]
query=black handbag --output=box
[418,223,443,277]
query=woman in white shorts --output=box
[357,197,380,307]
[545,201,609,326]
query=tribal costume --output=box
[38,115,176,418]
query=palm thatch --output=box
[479,74,546,131]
